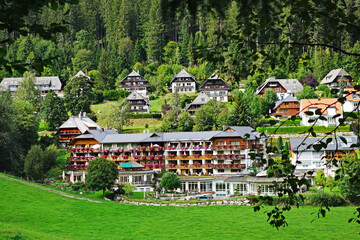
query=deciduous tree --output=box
[160,172,181,192]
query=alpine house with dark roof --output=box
[117,70,150,95]
[256,76,303,100]
[126,90,150,113]
[320,68,353,89]
[198,73,231,102]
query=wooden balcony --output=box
[214,145,246,150]
[68,148,99,153]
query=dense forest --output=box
[1,0,360,96]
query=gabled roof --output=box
[59,114,100,133]
[213,126,260,140]
[1,76,62,91]
[126,90,149,104]
[256,77,303,94]
[320,68,351,84]
[300,98,342,115]
[171,69,196,83]
[74,129,118,143]
[120,70,148,83]
[71,70,93,83]
[273,95,300,110]
[185,92,211,111]
[290,136,357,152]
[198,73,231,91]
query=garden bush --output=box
[128,113,162,119]
[257,125,351,134]
[71,182,84,191]
[103,89,130,101]
[306,192,346,207]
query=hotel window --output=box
[133,176,143,183]
[260,185,274,194]
[119,176,129,183]
[231,141,240,146]
[188,182,198,192]
[218,141,224,146]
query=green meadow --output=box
[0,174,359,240]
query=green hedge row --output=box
[257,125,351,134]
[129,113,162,119]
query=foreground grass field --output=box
[0,174,359,239]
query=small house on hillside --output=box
[300,98,342,127]
[0,76,62,96]
[272,95,300,120]
[198,73,231,102]
[126,90,150,113]
[118,70,150,95]
[343,88,360,113]
[320,68,353,89]
[171,69,197,93]
[256,77,303,100]
[71,70,94,85]
[186,92,211,115]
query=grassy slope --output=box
[0,175,359,240]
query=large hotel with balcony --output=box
[64,126,280,196]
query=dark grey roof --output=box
[126,90,149,104]
[71,70,93,83]
[185,92,211,110]
[274,95,299,110]
[213,126,260,140]
[59,115,100,133]
[290,136,358,152]
[198,73,231,90]
[1,76,62,91]
[320,68,351,84]
[171,69,196,83]
[256,77,303,94]
[74,129,118,143]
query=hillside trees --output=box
[41,90,68,130]
[193,100,228,131]
[14,71,41,107]
[97,99,131,132]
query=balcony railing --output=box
[68,147,99,153]
[214,145,246,150]
[68,156,96,161]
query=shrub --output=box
[256,125,351,134]
[128,113,162,119]
[71,182,83,191]
[103,89,130,101]
[306,192,346,207]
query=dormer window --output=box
[201,98,205,102]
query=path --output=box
[0,174,102,203]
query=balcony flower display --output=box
[149,147,154,151]
[233,163,239,168]
[193,147,201,150]
[154,164,159,168]
[221,154,226,159]
[157,147,163,151]
[157,155,163,160]
[101,154,107,158]
[193,162,200,167]
[159,164,164,168]
[167,146,176,150]
[181,162,185,166]
[140,146,146,151]
[111,155,117,159]
[133,155,139,159]
[180,147,188,150]
[227,154,233,158]
[206,163,212,167]
[193,153,200,158]
[122,154,129,159]
[168,153,176,158]
[149,155,154,160]
[206,153,213,158]
[147,164,153,168]
[181,154,187,158]
[168,163,176,168]
[141,155,147,160]
[80,156,84,160]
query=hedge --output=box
[257,125,351,134]
[129,113,162,119]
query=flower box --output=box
[141,146,146,151]
[147,164,153,168]
[101,155,107,158]
[157,147,163,151]
[181,154,188,158]
[168,154,176,158]
[149,155,154,160]
[157,155,163,160]
[154,164,159,168]
[193,154,200,158]
[148,147,154,151]
[159,164,164,168]
[122,155,129,159]
[111,155,117,158]
[133,155,139,159]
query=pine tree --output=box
[145,0,164,62]
[41,90,68,130]
[96,49,113,91]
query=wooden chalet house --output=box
[272,95,300,120]
[256,77,303,100]
[171,69,197,93]
[185,92,211,115]
[300,98,343,127]
[126,90,150,113]
[198,73,231,102]
[320,68,353,89]
[57,112,100,148]
[118,70,150,95]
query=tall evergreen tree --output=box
[15,71,41,107]
[145,0,164,62]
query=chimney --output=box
[83,112,86,117]
[79,112,82,119]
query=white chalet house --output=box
[343,88,360,113]
[171,69,197,93]
[198,73,231,102]
[320,68,353,89]
[300,98,343,127]
[290,136,357,177]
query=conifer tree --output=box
[145,0,164,62]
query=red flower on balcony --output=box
[149,147,154,151]
[156,155,163,160]
[149,155,154,160]
[140,146,146,151]
[133,155,139,159]
[157,147,163,151]
[154,164,159,168]
[101,155,107,158]
[147,164,153,168]
[111,155,117,158]
[122,155,129,159]
[159,164,164,168]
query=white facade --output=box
[300,107,341,127]
[172,82,196,93]
[130,104,149,113]
[202,90,229,102]
[343,100,360,113]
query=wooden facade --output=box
[273,101,300,118]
